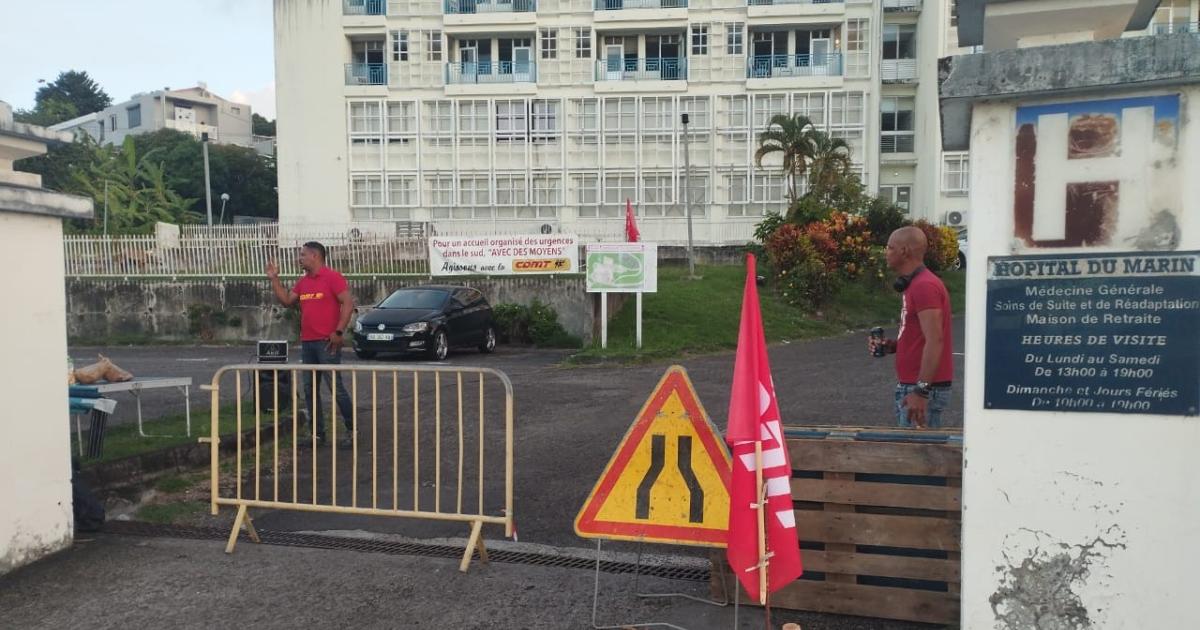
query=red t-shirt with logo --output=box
[292,267,349,342]
[895,270,954,384]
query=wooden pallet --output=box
[712,426,962,625]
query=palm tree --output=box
[753,114,816,203]
[804,129,854,201]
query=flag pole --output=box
[755,441,768,605]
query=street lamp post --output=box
[202,132,213,226]
[681,112,695,279]
[218,193,230,224]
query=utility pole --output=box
[202,132,213,226]
[681,112,695,279]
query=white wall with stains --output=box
[960,87,1200,628]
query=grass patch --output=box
[572,265,965,363]
[154,474,196,493]
[135,500,209,525]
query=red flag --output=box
[625,199,640,242]
[726,253,802,603]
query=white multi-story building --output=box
[273,0,984,241]
[51,84,254,149]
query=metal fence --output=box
[206,364,514,572]
[63,231,429,277]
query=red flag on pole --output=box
[625,198,640,242]
[726,253,803,604]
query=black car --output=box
[352,286,497,361]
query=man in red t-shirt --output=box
[867,227,954,428]
[267,241,356,445]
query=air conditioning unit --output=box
[944,210,969,227]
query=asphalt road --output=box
[74,317,964,549]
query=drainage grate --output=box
[105,521,712,583]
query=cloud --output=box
[230,82,276,119]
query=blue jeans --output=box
[300,340,354,439]
[894,383,952,429]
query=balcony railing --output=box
[746,53,842,79]
[746,0,842,6]
[880,133,915,154]
[880,58,917,82]
[345,63,388,85]
[444,0,535,13]
[344,0,386,14]
[445,61,538,84]
[882,0,920,11]
[1152,21,1198,34]
[594,57,687,81]
[594,0,686,9]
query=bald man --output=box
[867,226,954,428]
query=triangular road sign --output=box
[575,366,731,547]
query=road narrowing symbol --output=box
[574,366,732,547]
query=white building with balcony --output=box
[274,0,1011,241]
[51,84,254,149]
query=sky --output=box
[0,0,276,119]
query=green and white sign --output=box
[586,243,658,293]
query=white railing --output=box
[880,58,918,82]
[882,0,920,11]
[64,231,429,277]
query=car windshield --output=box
[378,289,447,310]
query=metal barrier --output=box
[203,364,514,572]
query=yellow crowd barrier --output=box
[201,363,514,572]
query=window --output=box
[691,25,708,55]
[391,30,409,61]
[829,91,865,126]
[792,92,825,126]
[110,115,118,131]
[531,100,559,138]
[231,106,241,115]
[642,174,673,212]
[879,184,911,211]
[495,100,528,140]
[571,99,599,133]
[752,172,785,206]
[574,173,600,217]
[575,28,591,59]
[950,0,959,27]
[679,173,708,217]
[387,176,415,206]
[719,95,748,129]
[540,29,557,60]
[724,171,751,216]
[352,175,384,207]
[943,153,969,195]
[726,23,743,55]
[459,174,491,207]
[604,98,637,138]
[426,30,442,61]
[387,101,416,134]
[495,175,527,210]
[642,98,673,133]
[426,175,455,207]
[459,100,489,134]
[844,18,870,77]
[880,97,915,153]
[680,96,710,130]
[350,102,382,133]
[532,175,561,213]
[127,105,141,128]
[846,19,866,53]
[753,94,786,130]
[427,101,454,135]
[604,173,637,217]
[882,24,916,60]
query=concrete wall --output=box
[960,86,1200,628]
[66,275,595,344]
[0,211,74,574]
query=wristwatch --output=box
[914,381,932,398]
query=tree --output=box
[805,131,854,200]
[64,137,199,233]
[252,113,276,136]
[13,98,79,127]
[35,71,111,117]
[753,114,817,204]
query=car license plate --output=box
[367,333,393,341]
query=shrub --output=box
[491,300,581,348]
[913,220,960,272]
[859,198,911,246]
[752,212,787,244]
[765,223,810,272]
[777,236,842,310]
[823,211,876,280]
[786,196,833,227]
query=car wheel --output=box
[479,326,497,354]
[428,330,449,361]
[956,252,966,270]
[355,350,376,360]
